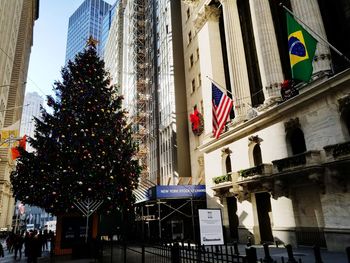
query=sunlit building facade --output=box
[0,0,39,230]
[182,0,350,251]
[20,92,43,152]
[104,0,124,89]
[118,0,191,185]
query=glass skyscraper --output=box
[65,0,112,63]
[101,1,118,59]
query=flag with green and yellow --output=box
[287,13,317,82]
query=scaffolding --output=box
[129,0,150,179]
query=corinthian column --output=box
[194,5,227,137]
[249,0,284,103]
[291,0,332,76]
[220,0,251,122]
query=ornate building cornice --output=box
[248,135,263,145]
[194,5,221,32]
[182,0,200,6]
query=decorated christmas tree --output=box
[11,40,140,215]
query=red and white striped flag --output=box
[212,83,233,139]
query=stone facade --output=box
[0,0,38,229]
[182,0,350,251]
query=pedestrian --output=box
[24,231,30,258]
[14,233,24,260]
[37,231,43,257]
[27,230,40,263]
[6,232,14,253]
[0,241,4,257]
[48,230,55,256]
[42,229,48,251]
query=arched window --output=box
[341,108,350,138]
[289,128,307,155]
[253,144,263,166]
[345,111,350,134]
[225,155,232,174]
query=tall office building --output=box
[104,0,194,241]
[101,1,118,59]
[65,0,112,63]
[0,0,39,230]
[20,92,43,152]
[111,0,190,185]
[104,0,124,87]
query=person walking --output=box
[48,230,55,256]
[6,232,15,253]
[0,241,4,257]
[27,230,41,263]
[42,230,48,251]
[14,233,24,260]
[24,231,30,258]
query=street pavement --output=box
[245,244,348,263]
[0,240,348,262]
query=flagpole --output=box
[206,75,233,96]
[206,75,260,115]
[280,3,350,64]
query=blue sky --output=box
[26,0,115,99]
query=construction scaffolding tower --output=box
[130,0,150,180]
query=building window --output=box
[221,147,232,176]
[196,48,200,61]
[198,73,202,87]
[248,135,263,167]
[288,128,307,155]
[190,54,194,67]
[253,144,263,166]
[285,118,307,155]
[191,79,196,93]
[200,100,204,117]
[344,112,350,138]
[339,97,350,139]
[186,8,190,20]
[225,155,232,174]
[188,31,192,44]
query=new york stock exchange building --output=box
[181,0,350,251]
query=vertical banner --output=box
[0,120,20,147]
[198,209,224,245]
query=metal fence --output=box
[113,243,247,263]
[99,242,350,263]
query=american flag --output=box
[212,83,233,139]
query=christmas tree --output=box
[11,40,140,215]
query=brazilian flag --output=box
[287,13,317,82]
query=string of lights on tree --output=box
[10,40,141,215]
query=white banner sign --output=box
[198,209,224,245]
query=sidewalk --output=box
[1,243,348,262]
[243,244,348,263]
